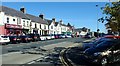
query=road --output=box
[1,37,86,66]
[1,37,84,54]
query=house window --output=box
[44,25,46,29]
[40,24,41,29]
[7,17,9,23]
[51,26,53,29]
[23,20,25,26]
[27,21,29,27]
[35,23,37,28]
[13,19,15,21]
[30,22,32,26]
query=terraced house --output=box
[0,6,74,35]
[0,6,31,35]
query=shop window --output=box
[7,17,9,23]
[13,19,15,21]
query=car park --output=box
[83,39,120,66]
[0,35,10,44]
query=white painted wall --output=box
[49,22,56,34]
[0,12,5,25]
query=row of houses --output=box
[0,6,74,36]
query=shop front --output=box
[5,24,22,36]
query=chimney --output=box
[20,7,26,13]
[52,18,55,22]
[39,14,44,19]
[60,20,63,24]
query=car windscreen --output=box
[95,41,115,51]
[1,36,8,38]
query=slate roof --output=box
[44,19,52,25]
[0,6,30,19]
[55,22,59,26]
[61,24,68,27]
[26,14,48,24]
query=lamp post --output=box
[96,4,100,37]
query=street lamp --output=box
[96,4,100,37]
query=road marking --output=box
[6,47,12,49]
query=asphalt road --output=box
[1,37,85,54]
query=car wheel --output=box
[100,57,108,66]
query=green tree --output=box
[99,1,120,35]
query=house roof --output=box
[26,14,48,24]
[61,23,68,27]
[45,19,52,25]
[55,22,59,26]
[0,6,30,19]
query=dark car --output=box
[83,39,120,66]
[27,34,40,41]
[82,37,112,50]
[18,35,31,43]
[8,36,21,44]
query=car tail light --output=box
[34,36,37,38]
[25,38,28,40]
[13,38,16,40]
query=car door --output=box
[109,41,120,62]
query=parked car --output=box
[49,34,55,39]
[18,35,31,43]
[54,34,60,39]
[46,35,52,40]
[0,35,10,44]
[40,35,47,41]
[82,36,120,50]
[59,34,66,38]
[65,34,72,38]
[27,34,40,41]
[82,37,112,50]
[83,39,120,66]
[8,36,21,44]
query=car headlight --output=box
[94,52,101,56]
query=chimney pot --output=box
[39,14,44,19]
[52,18,55,22]
[20,7,26,13]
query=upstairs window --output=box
[35,23,37,28]
[51,26,53,29]
[7,17,9,23]
[13,19,15,21]
[23,20,25,27]
[40,24,41,29]
[27,21,29,27]
[44,25,46,29]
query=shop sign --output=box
[5,24,22,29]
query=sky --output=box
[1,2,108,32]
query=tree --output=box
[99,1,120,35]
